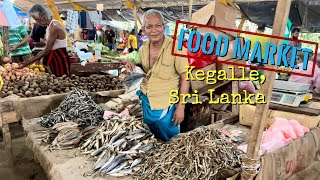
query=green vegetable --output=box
[0,46,3,57]
[121,51,139,63]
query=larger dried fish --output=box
[81,114,158,177]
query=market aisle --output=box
[0,123,47,180]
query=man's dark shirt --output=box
[105,29,115,44]
[30,24,47,42]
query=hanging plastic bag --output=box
[182,34,217,69]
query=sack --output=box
[182,34,217,69]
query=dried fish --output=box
[39,89,104,128]
[81,114,158,177]
[134,126,243,180]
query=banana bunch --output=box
[29,64,46,72]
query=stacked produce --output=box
[42,121,98,150]
[0,72,122,98]
[135,126,243,180]
[80,114,158,177]
[28,63,46,72]
[40,89,104,128]
[0,63,46,82]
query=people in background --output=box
[287,27,302,64]
[125,9,189,142]
[19,4,70,77]
[105,25,115,50]
[289,53,320,94]
[29,23,47,49]
[0,26,32,63]
[128,29,138,52]
[138,29,147,48]
[249,23,269,66]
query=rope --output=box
[239,154,261,176]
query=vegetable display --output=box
[119,51,139,63]
[0,70,123,98]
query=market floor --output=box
[0,123,47,180]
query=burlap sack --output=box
[256,128,320,180]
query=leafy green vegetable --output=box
[120,51,139,63]
[0,46,3,57]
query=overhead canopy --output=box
[236,0,320,33]
[10,0,320,32]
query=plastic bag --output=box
[260,118,309,153]
[122,66,145,89]
[182,34,217,69]
[239,81,256,94]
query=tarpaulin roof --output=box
[10,0,320,32]
[13,0,206,22]
[236,0,320,33]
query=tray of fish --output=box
[39,89,104,128]
[80,114,159,177]
[134,126,243,180]
[40,121,98,151]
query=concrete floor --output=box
[0,123,47,180]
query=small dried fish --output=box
[39,89,104,128]
[134,126,243,180]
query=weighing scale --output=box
[271,80,313,107]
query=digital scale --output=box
[271,80,313,107]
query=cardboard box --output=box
[239,105,320,129]
[217,37,244,61]
[197,27,235,42]
[190,63,216,91]
[216,58,247,78]
[191,1,240,37]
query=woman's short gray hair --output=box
[28,4,53,21]
[142,9,165,26]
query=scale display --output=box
[271,91,312,107]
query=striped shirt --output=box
[0,26,32,57]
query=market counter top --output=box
[22,117,134,180]
[70,62,122,77]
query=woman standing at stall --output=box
[127,29,137,53]
[19,4,70,77]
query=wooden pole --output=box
[241,0,292,179]
[134,6,138,32]
[2,26,10,57]
[188,0,193,22]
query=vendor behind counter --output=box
[288,53,320,94]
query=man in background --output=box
[105,25,115,50]
[0,26,32,63]
[29,23,47,49]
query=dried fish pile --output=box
[39,89,104,128]
[80,114,159,177]
[135,126,243,180]
[42,122,98,150]
[42,121,82,150]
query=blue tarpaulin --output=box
[13,6,27,17]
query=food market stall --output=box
[1,0,320,180]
